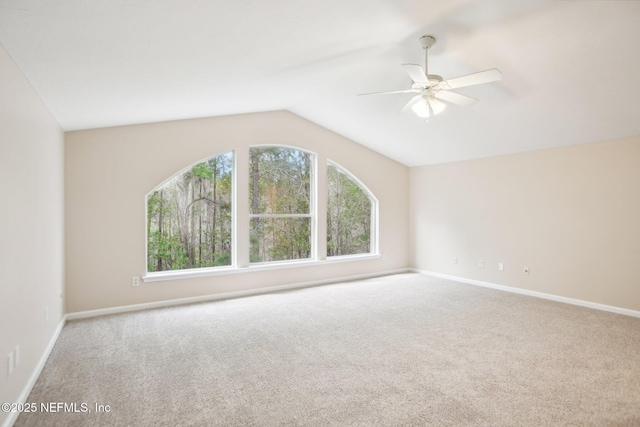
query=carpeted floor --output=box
[15,273,640,426]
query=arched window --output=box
[327,161,377,257]
[144,147,379,279]
[147,152,233,272]
[249,146,313,263]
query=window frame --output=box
[144,150,236,277]
[248,145,317,265]
[142,147,381,283]
[326,160,379,258]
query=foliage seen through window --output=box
[327,163,373,256]
[249,147,312,263]
[147,153,233,272]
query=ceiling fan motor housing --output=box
[419,35,436,50]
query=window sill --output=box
[142,254,382,283]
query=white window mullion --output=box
[235,147,250,268]
[315,152,327,260]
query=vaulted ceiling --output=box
[1,0,639,166]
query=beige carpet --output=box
[16,273,640,426]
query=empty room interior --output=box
[1,1,639,426]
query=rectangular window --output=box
[249,146,313,263]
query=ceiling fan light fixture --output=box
[411,97,431,118]
[411,96,446,118]
[429,97,446,115]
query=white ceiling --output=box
[1,0,639,166]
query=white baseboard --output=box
[67,268,411,320]
[3,315,67,427]
[412,269,640,319]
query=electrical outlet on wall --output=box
[498,262,504,271]
[132,276,140,287]
[479,260,484,268]
[453,256,458,264]
[523,267,530,275]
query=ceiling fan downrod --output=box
[419,35,436,76]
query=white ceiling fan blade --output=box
[358,89,419,96]
[434,90,478,107]
[399,95,422,113]
[439,68,502,90]
[402,64,429,85]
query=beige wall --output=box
[65,111,410,313]
[410,136,640,311]
[0,44,65,425]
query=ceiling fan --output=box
[360,35,502,119]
